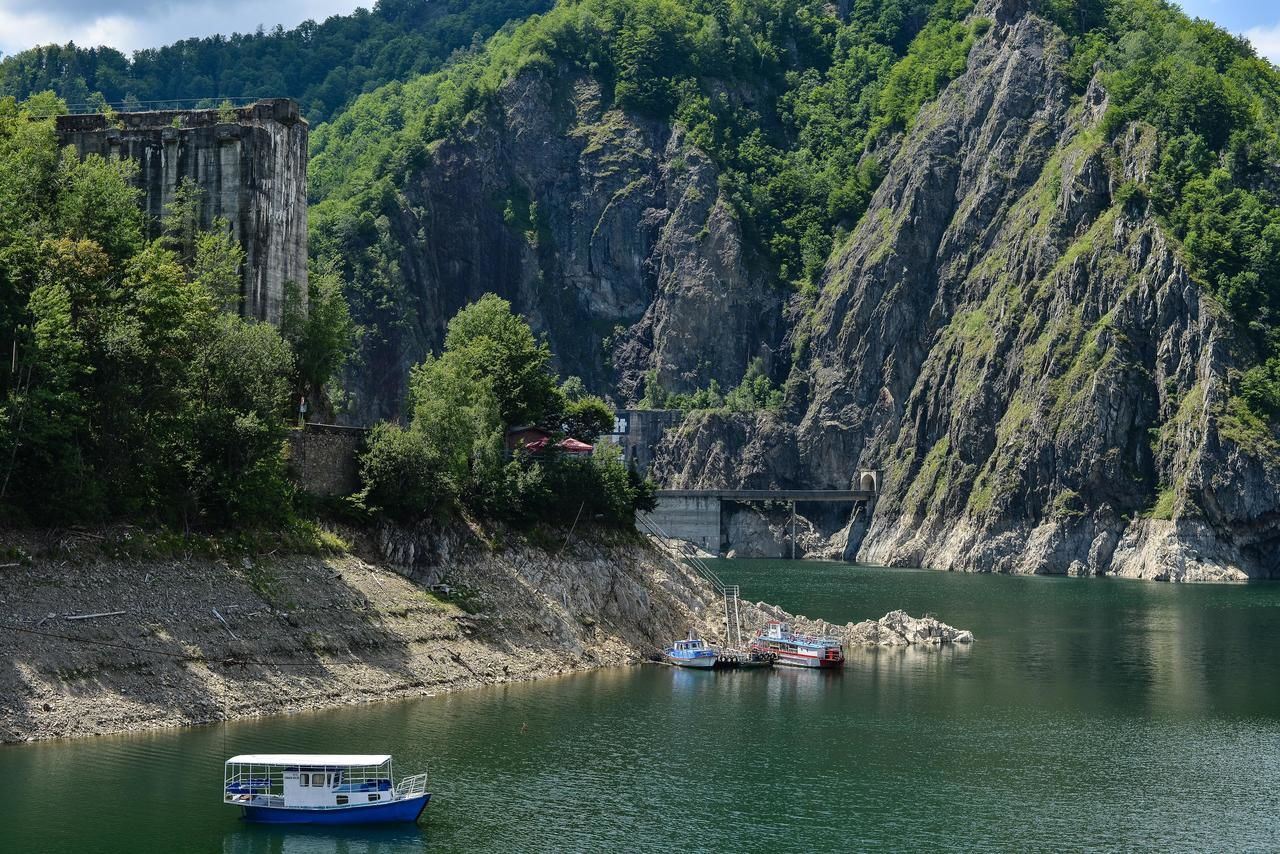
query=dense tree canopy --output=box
[0,97,280,524]
[357,295,649,525]
[0,96,355,528]
[0,0,552,124]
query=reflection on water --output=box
[4,561,1280,852]
[223,824,430,854]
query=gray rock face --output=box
[654,5,1280,579]
[747,602,974,646]
[56,99,308,325]
[346,72,784,422]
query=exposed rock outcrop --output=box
[747,601,974,647]
[652,2,1280,579]
[0,525,722,742]
[345,74,784,422]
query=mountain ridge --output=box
[302,0,1280,577]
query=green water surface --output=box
[4,561,1280,852]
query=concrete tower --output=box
[56,98,309,325]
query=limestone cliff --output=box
[653,2,1280,579]
[338,73,784,423]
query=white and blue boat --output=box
[223,754,430,824]
[663,637,720,668]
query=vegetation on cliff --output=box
[639,358,785,412]
[307,0,990,375]
[359,294,652,525]
[307,0,1280,424]
[0,0,552,124]
[1093,2,1280,423]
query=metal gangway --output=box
[637,512,741,650]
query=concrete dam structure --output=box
[55,99,308,325]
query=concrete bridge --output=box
[641,473,880,558]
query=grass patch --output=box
[903,435,950,516]
[65,518,353,563]
[1146,486,1176,520]
[1217,395,1280,460]
[1051,488,1085,519]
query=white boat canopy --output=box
[226,754,392,766]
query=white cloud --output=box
[1244,22,1280,65]
[0,1,360,56]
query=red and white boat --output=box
[750,621,844,669]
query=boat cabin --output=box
[224,754,399,810]
[758,620,841,648]
[673,639,710,653]
[762,621,791,641]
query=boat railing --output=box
[396,772,430,799]
[223,772,285,807]
[754,630,842,647]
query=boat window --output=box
[336,795,348,805]
[299,774,309,787]
[369,794,380,802]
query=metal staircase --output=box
[722,584,742,650]
[637,513,744,650]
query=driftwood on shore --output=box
[62,610,127,621]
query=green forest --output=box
[0,0,552,124]
[0,99,645,531]
[308,0,1280,423]
[1,0,1278,534]
[0,99,304,527]
[358,294,652,526]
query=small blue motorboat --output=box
[663,636,720,668]
[223,754,430,824]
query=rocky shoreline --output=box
[767,607,975,647]
[0,527,712,743]
[0,528,972,743]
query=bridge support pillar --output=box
[790,501,796,560]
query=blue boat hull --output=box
[241,793,430,825]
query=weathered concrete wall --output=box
[55,99,308,325]
[609,409,683,474]
[642,495,720,554]
[287,424,366,497]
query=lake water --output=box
[5,560,1280,852]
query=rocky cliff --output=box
[312,0,1280,579]
[654,1,1280,580]
[332,73,785,423]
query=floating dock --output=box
[714,650,774,670]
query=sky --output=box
[0,0,1277,63]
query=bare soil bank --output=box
[0,526,722,743]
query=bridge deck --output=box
[654,489,875,502]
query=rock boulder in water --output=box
[745,601,973,647]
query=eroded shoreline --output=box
[0,528,726,743]
[1,531,973,744]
